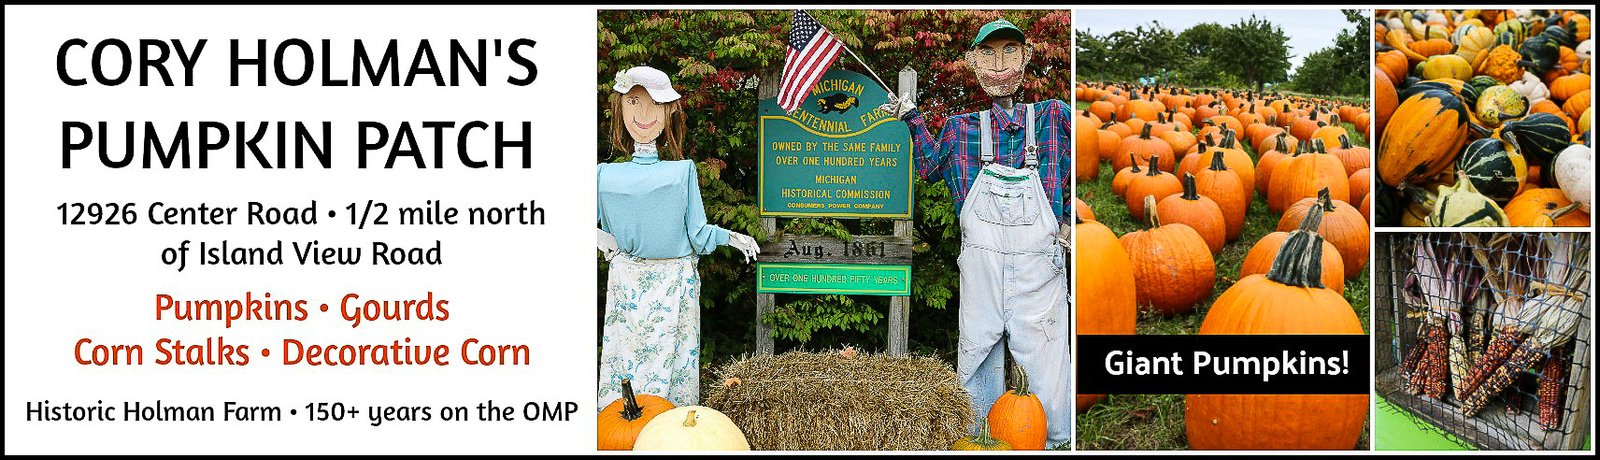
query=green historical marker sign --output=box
[759,69,913,218]
[756,263,912,296]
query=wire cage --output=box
[1374,232,1592,450]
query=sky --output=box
[1076,8,1360,73]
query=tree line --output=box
[1076,10,1368,97]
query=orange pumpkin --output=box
[987,361,1047,450]
[1074,197,1096,222]
[1550,73,1591,104]
[1239,214,1345,294]
[1327,134,1370,176]
[1311,114,1349,148]
[1504,188,1590,227]
[1121,195,1216,316]
[1562,90,1591,120]
[1375,49,1409,84]
[1088,100,1116,123]
[1114,124,1176,172]
[1187,200,1366,450]
[1268,139,1351,214]
[1125,155,1182,221]
[1097,123,1123,162]
[1075,112,1101,183]
[599,379,676,450]
[1111,153,1143,197]
[1348,168,1371,214]
[1195,149,1249,242]
[1185,130,1255,200]
[1254,132,1297,196]
[1074,218,1136,412]
[1279,189,1369,278]
[1157,174,1227,254]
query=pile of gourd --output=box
[1374,9,1593,227]
[1073,81,1370,449]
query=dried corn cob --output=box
[1462,342,1542,415]
[1459,329,1524,404]
[1539,349,1567,430]
[1422,325,1450,398]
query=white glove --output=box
[727,232,760,263]
[878,92,918,118]
[597,229,620,261]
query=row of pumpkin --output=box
[1373,9,1593,227]
[1073,82,1371,449]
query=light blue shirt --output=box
[598,143,730,258]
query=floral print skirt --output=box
[597,253,701,410]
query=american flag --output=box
[777,10,844,112]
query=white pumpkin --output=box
[1577,39,1593,67]
[632,406,750,451]
[1553,144,1593,213]
[1509,71,1550,105]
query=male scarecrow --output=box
[883,18,1070,446]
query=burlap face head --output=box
[965,21,1031,98]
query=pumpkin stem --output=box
[618,378,644,421]
[1546,202,1581,221]
[1139,123,1153,139]
[1180,173,1200,200]
[1266,200,1327,289]
[1144,194,1161,228]
[682,409,698,427]
[1010,360,1033,397]
[1220,129,1238,149]
[1144,155,1162,176]
[1208,148,1227,171]
[1314,138,1328,154]
[1338,133,1352,150]
[1316,187,1339,213]
[1128,153,1142,174]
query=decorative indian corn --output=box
[1460,233,1588,416]
[1538,349,1567,430]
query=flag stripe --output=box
[779,36,840,110]
[777,10,844,112]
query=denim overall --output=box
[957,104,1071,445]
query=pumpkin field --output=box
[1073,84,1373,450]
[1372,9,1593,227]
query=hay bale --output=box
[702,349,974,450]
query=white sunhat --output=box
[612,66,682,103]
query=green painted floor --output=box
[1374,395,1472,451]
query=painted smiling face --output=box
[620,86,668,143]
[966,37,1031,97]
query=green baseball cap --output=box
[972,19,1026,48]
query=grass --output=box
[1074,101,1372,450]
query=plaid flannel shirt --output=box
[904,99,1072,219]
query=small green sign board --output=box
[756,263,911,296]
[759,69,912,218]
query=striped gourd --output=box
[1426,171,1509,227]
[1495,112,1572,162]
[1455,137,1528,203]
[1378,89,1472,187]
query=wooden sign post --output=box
[754,67,916,356]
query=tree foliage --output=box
[597,10,1071,364]
[1287,9,1369,96]
[1078,12,1370,97]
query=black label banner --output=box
[1077,334,1370,395]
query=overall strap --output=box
[978,110,994,164]
[1024,103,1039,168]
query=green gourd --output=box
[1456,136,1528,203]
[1494,113,1572,163]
